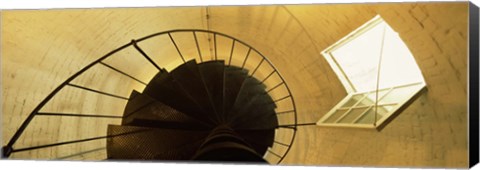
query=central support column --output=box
[192,124,267,163]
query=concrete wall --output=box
[1,2,469,168]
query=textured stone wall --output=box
[1,2,470,168]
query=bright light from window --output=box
[331,20,385,92]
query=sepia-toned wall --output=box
[1,2,469,168]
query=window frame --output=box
[317,82,426,129]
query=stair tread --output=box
[129,118,210,130]
[143,68,215,125]
[232,110,278,130]
[223,66,249,122]
[235,129,275,155]
[231,99,278,130]
[107,124,208,160]
[229,78,268,116]
[228,76,278,130]
[198,61,225,123]
[123,91,211,129]
[123,90,155,120]
[144,69,169,89]
[170,60,217,124]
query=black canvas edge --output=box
[469,1,479,168]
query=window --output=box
[317,15,426,129]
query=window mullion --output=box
[334,93,370,123]
[373,23,387,126]
[350,87,395,123]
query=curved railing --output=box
[2,29,298,164]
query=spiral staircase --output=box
[2,30,301,164]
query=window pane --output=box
[355,107,385,124]
[379,83,423,105]
[323,110,347,123]
[379,105,395,113]
[329,20,425,93]
[338,108,369,123]
[360,89,390,106]
[377,25,425,89]
[331,22,386,92]
[342,94,365,107]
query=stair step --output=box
[223,66,249,122]
[228,77,269,121]
[143,69,215,125]
[107,124,208,160]
[123,91,211,129]
[145,69,169,88]
[198,61,225,122]
[123,90,155,120]
[170,60,217,124]
[229,76,278,130]
[231,99,278,130]
[235,129,275,155]
[232,109,278,130]
[128,118,210,130]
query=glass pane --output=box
[323,110,348,123]
[381,105,395,112]
[329,18,426,92]
[358,96,374,106]
[351,89,391,107]
[377,25,425,89]
[379,83,423,105]
[338,108,369,123]
[331,22,386,92]
[363,88,390,105]
[355,107,384,124]
[341,94,365,107]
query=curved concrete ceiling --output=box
[1,2,469,168]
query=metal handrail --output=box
[2,29,298,164]
[2,42,134,158]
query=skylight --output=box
[317,15,426,129]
